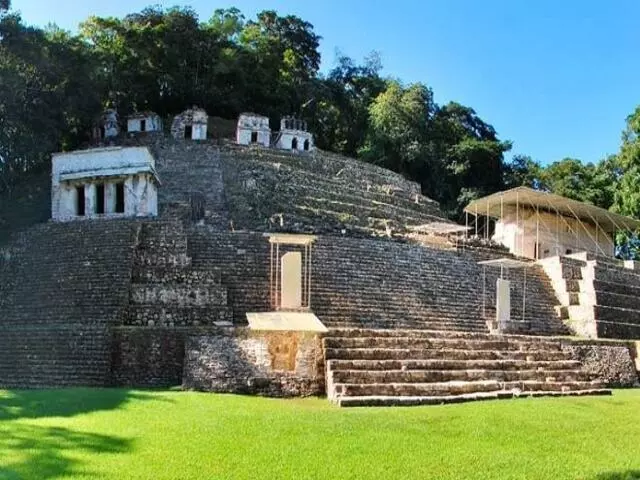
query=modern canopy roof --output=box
[464,186,640,232]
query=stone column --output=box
[124,177,135,216]
[105,182,117,214]
[85,183,97,217]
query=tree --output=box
[613,106,640,218]
[503,154,542,189]
[360,80,435,174]
[433,102,511,217]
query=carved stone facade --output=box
[171,107,208,140]
[236,113,271,147]
[51,146,159,222]
[275,116,314,151]
[127,112,163,133]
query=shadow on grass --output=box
[0,423,131,479]
[0,388,162,421]
[594,471,640,480]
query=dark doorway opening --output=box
[76,186,85,216]
[303,139,310,151]
[96,184,105,214]
[251,131,258,143]
[291,138,298,150]
[115,182,125,213]
[184,125,193,139]
[140,119,146,132]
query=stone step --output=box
[335,389,612,407]
[324,347,572,361]
[325,328,561,342]
[326,358,580,371]
[130,284,227,306]
[332,380,605,398]
[323,336,564,352]
[124,305,233,327]
[135,252,191,268]
[132,266,222,285]
[329,369,589,384]
[323,321,488,333]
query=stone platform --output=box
[325,329,615,407]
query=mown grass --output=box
[1,389,639,479]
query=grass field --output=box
[1,389,639,480]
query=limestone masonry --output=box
[0,110,638,406]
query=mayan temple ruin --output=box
[0,109,638,407]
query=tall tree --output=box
[611,107,640,218]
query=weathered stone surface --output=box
[0,220,139,387]
[183,329,324,397]
[561,340,639,387]
[325,329,611,407]
[187,230,568,335]
[111,327,185,387]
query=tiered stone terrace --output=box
[1,133,637,400]
[0,220,138,387]
[325,329,610,407]
[542,253,640,339]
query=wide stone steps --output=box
[332,380,605,398]
[331,369,588,384]
[336,389,612,407]
[324,328,610,407]
[322,320,487,332]
[324,336,564,352]
[327,358,581,370]
[324,348,572,361]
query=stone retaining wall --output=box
[111,327,185,387]
[561,339,639,387]
[183,329,324,397]
[187,229,568,335]
[0,220,139,387]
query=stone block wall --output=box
[0,220,139,387]
[187,229,568,335]
[111,327,185,387]
[561,339,639,387]
[541,254,640,340]
[183,329,324,397]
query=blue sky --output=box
[12,0,640,165]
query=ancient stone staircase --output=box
[124,221,233,327]
[540,253,640,339]
[324,329,610,407]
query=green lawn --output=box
[1,389,639,480]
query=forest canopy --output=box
[1,2,639,223]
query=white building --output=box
[236,113,271,147]
[465,187,640,260]
[127,112,163,133]
[275,117,314,152]
[171,107,208,140]
[51,147,160,222]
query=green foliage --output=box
[6,2,640,226]
[1,389,640,479]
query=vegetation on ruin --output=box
[3,1,640,223]
[1,388,639,479]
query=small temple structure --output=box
[127,112,163,133]
[51,146,160,221]
[236,113,271,147]
[275,116,313,151]
[171,107,208,140]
